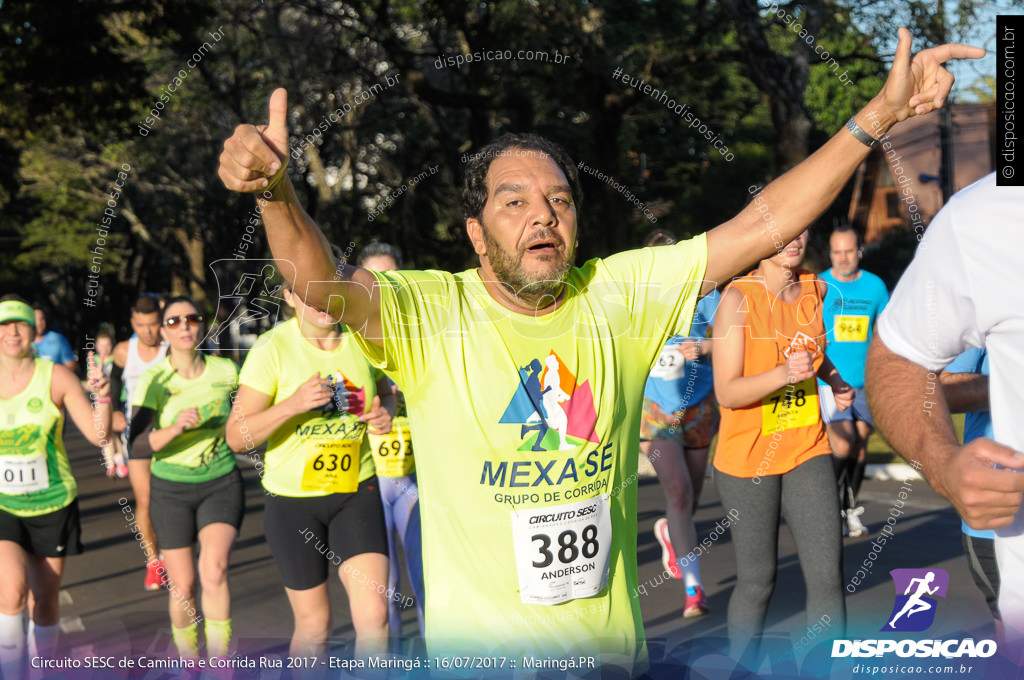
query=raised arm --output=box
[218,89,384,344]
[701,29,984,296]
[54,353,111,448]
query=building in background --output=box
[847,102,994,244]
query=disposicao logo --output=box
[832,568,996,659]
[883,568,948,632]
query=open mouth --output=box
[526,239,559,255]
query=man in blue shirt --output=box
[32,305,77,371]
[818,226,889,537]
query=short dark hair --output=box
[830,224,861,248]
[461,133,583,221]
[356,241,403,269]
[1,294,31,306]
[643,229,678,247]
[132,295,161,316]
[160,296,198,324]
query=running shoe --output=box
[144,559,168,591]
[846,506,868,538]
[113,452,128,479]
[654,518,682,579]
[684,586,709,618]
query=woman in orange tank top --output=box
[712,230,854,661]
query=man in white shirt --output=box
[867,172,1024,661]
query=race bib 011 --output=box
[511,494,612,605]
[0,454,49,495]
[761,377,819,435]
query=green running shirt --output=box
[132,356,238,483]
[0,360,77,517]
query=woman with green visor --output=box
[0,295,111,677]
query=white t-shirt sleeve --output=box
[875,204,984,372]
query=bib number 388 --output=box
[511,494,611,605]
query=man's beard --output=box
[481,222,576,309]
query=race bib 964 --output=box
[834,315,870,343]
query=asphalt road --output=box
[46,428,998,679]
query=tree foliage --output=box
[2,0,992,350]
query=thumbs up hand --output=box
[359,395,393,435]
[218,88,290,193]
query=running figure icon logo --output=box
[499,351,598,452]
[882,568,949,632]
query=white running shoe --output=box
[846,506,868,538]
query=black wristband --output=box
[845,117,879,149]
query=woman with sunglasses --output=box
[128,296,242,660]
[712,230,853,661]
[227,283,394,659]
[0,295,111,677]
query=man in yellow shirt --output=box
[217,31,980,674]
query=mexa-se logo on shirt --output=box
[480,351,611,493]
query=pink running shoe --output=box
[113,452,129,479]
[654,518,681,579]
[684,586,710,618]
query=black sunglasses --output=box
[164,314,203,328]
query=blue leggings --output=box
[378,474,424,636]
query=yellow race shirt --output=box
[354,236,707,670]
[239,318,380,496]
